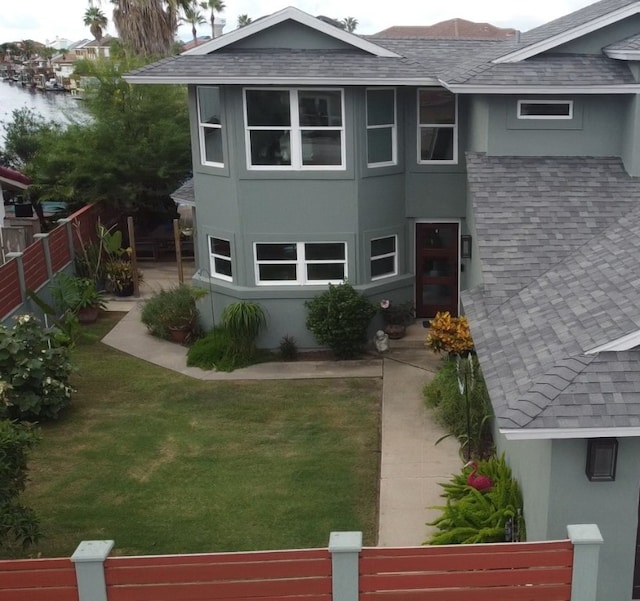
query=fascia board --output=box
[605,49,640,59]
[124,75,439,86]
[586,330,640,354]
[182,6,400,58]
[442,83,640,94]
[503,426,640,439]
[493,2,640,64]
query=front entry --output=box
[415,223,459,318]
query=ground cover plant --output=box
[17,313,381,558]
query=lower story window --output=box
[209,236,232,281]
[370,235,397,280]
[255,242,346,285]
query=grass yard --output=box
[19,313,382,558]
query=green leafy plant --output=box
[187,327,237,371]
[0,420,40,552]
[0,315,74,421]
[279,335,299,361]
[379,299,415,326]
[221,302,267,361]
[104,257,142,296]
[51,273,106,315]
[305,283,376,359]
[141,284,207,340]
[428,455,525,545]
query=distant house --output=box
[372,18,517,39]
[127,5,640,596]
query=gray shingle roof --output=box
[463,154,640,433]
[170,178,195,204]
[605,31,640,51]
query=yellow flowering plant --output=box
[426,311,474,356]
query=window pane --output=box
[299,91,342,127]
[198,87,221,124]
[259,264,297,281]
[305,243,345,261]
[211,237,230,257]
[371,236,395,256]
[367,128,393,164]
[371,256,395,278]
[301,131,341,165]
[420,127,453,161]
[367,89,394,126]
[249,131,291,165]
[256,244,297,261]
[520,102,571,117]
[203,127,223,163]
[246,90,290,126]
[419,90,455,125]
[307,263,345,281]
[214,257,232,278]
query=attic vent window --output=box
[517,100,573,120]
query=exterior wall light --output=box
[586,438,618,481]
[461,235,472,259]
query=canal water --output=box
[0,81,87,142]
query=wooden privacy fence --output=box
[0,526,603,601]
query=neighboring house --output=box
[127,5,640,596]
[75,35,115,60]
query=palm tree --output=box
[342,17,358,33]
[199,0,225,38]
[237,14,252,28]
[181,2,206,47]
[84,6,109,44]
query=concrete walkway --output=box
[101,261,463,546]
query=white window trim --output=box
[244,88,346,171]
[517,99,574,120]
[370,234,397,280]
[209,235,233,282]
[366,88,397,168]
[417,88,458,165]
[254,241,347,285]
[197,86,224,167]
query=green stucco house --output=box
[127,2,640,598]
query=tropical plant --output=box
[237,14,252,27]
[279,335,298,361]
[50,273,106,317]
[0,315,74,421]
[379,298,415,326]
[141,284,206,340]
[84,6,109,45]
[182,1,207,46]
[200,0,225,38]
[427,455,526,545]
[104,258,142,296]
[426,311,474,356]
[0,420,40,551]
[305,283,377,359]
[221,301,266,360]
[342,17,358,32]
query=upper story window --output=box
[418,89,457,164]
[254,242,346,285]
[517,100,573,119]
[244,88,345,170]
[197,86,223,166]
[370,235,397,280]
[209,236,233,281]
[367,88,396,167]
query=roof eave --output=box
[502,426,640,440]
[124,75,440,86]
[444,83,640,93]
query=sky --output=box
[1,0,599,46]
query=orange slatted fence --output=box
[49,225,72,271]
[0,259,21,319]
[360,541,574,601]
[0,557,78,601]
[22,240,48,291]
[69,204,100,252]
[104,548,332,601]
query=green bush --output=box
[221,302,266,361]
[141,285,206,340]
[187,328,241,372]
[305,283,376,359]
[428,455,525,545]
[0,420,40,551]
[424,356,493,458]
[279,335,298,361]
[0,315,73,421]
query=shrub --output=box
[221,302,266,361]
[187,328,247,372]
[305,283,376,359]
[427,455,525,545]
[0,420,40,551]
[424,356,493,459]
[141,285,207,340]
[0,315,73,421]
[426,311,474,356]
[279,335,298,361]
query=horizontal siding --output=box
[0,557,78,601]
[22,241,48,291]
[49,226,72,272]
[0,259,21,319]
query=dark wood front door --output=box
[415,223,459,318]
[633,497,640,598]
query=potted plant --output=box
[105,258,142,297]
[379,298,415,339]
[51,273,106,324]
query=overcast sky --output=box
[2,0,597,46]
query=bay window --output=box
[418,88,457,163]
[209,236,233,281]
[197,86,223,166]
[367,88,396,167]
[370,235,397,280]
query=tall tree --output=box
[237,14,252,28]
[181,1,206,46]
[342,17,358,33]
[84,6,109,44]
[199,0,225,39]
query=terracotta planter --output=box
[168,326,190,344]
[384,324,406,339]
[77,306,100,324]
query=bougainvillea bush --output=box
[426,311,474,356]
[0,315,73,421]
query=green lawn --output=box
[20,313,382,558]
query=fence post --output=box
[71,540,114,601]
[329,532,362,601]
[33,233,52,279]
[567,524,603,601]
[6,252,26,304]
[58,218,75,263]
